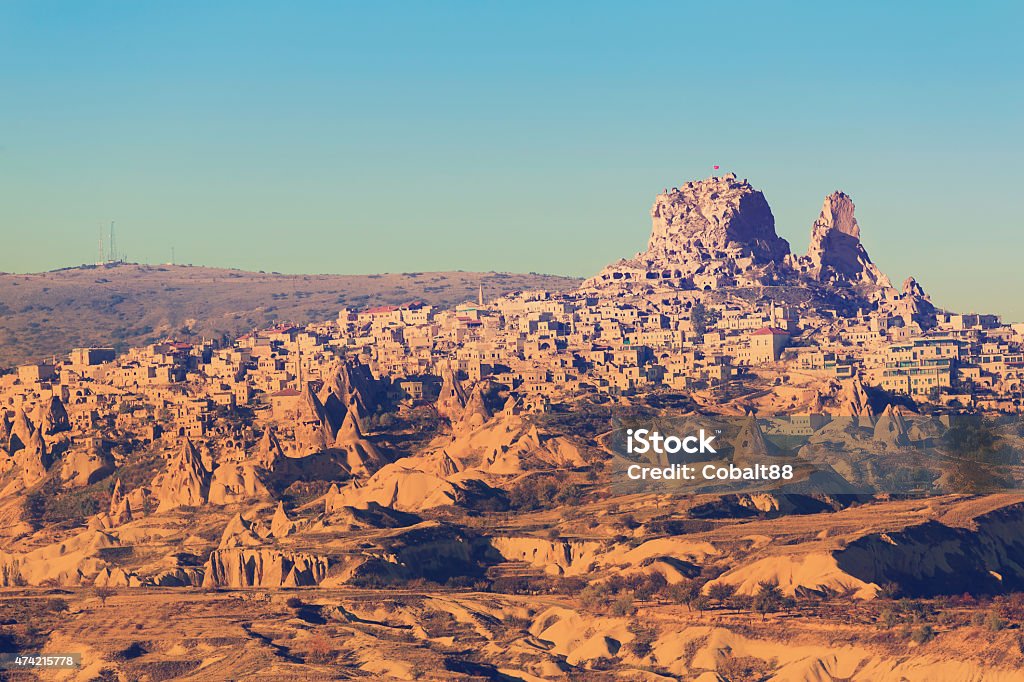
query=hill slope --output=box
[0,263,580,367]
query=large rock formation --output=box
[151,438,210,512]
[35,396,70,436]
[436,365,467,422]
[332,408,387,475]
[801,192,890,287]
[7,408,35,455]
[61,440,114,487]
[202,548,328,588]
[292,384,337,456]
[646,175,790,264]
[453,382,493,433]
[15,429,50,488]
[885,276,936,328]
[582,175,927,312]
[208,461,272,505]
[587,174,791,290]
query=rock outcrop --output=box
[151,438,210,512]
[333,408,386,475]
[61,440,114,487]
[325,464,462,513]
[582,176,931,312]
[886,276,936,328]
[801,192,890,287]
[252,428,285,471]
[835,376,874,423]
[7,408,35,455]
[218,512,268,548]
[873,404,909,448]
[454,382,493,433]
[270,501,294,538]
[436,365,467,422]
[292,384,337,456]
[35,396,70,436]
[15,429,50,487]
[732,416,769,462]
[587,174,791,290]
[208,461,272,505]
[202,548,328,588]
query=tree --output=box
[910,624,935,644]
[610,591,637,617]
[94,585,115,607]
[664,579,702,611]
[753,580,783,621]
[690,301,721,339]
[707,582,736,603]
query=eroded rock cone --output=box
[109,479,133,525]
[333,408,386,475]
[804,192,890,287]
[436,365,467,422]
[16,428,50,487]
[293,384,335,455]
[873,404,910,448]
[732,415,769,462]
[36,396,70,436]
[218,512,266,549]
[837,376,875,426]
[8,408,35,455]
[151,438,210,512]
[252,428,285,471]
[455,383,493,432]
[270,501,294,538]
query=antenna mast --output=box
[109,221,117,263]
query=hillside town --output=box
[4,178,1022,483]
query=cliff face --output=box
[801,192,890,287]
[202,548,328,588]
[587,174,793,290]
[646,175,791,266]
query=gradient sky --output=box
[2,2,1022,319]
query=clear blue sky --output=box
[2,2,1022,319]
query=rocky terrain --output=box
[0,265,580,368]
[798,192,891,288]
[0,175,1021,680]
[1,364,1023,680]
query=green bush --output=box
[910,624,934,644]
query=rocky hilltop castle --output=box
[584,173,927,323]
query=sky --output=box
[1,2,1022,319]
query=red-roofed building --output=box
[752,327,789,336]
[748,327,791,362]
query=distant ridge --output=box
[0,263,580,368]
